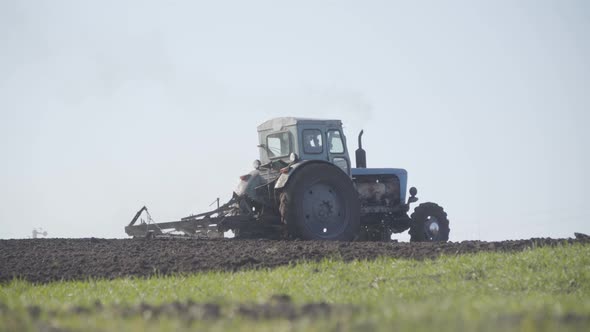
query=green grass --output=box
[1,244,589,331]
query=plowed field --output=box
[1,237,587,284]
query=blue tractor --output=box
[126,117,449,242]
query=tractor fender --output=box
[274,160,344,190]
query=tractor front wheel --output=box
[409,202,450,242]
[280,163,360,241]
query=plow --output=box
[125,117,450,242]
[126,197,283,239]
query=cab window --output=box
[302,129,323,154]
[327,130,345,154]
[266,132,291,158]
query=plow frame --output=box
[125,197,282,239]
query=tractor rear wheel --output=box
[409,202,450,242]
[280,163,360,241]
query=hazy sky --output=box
[1,0,588,241]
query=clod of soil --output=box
[0,237,587,284]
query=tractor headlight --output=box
[253,159,261,170]
[289,153,298,162]
[409,187,418,196]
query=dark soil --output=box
[0,236,588,284]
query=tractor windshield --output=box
[265,132,292,159]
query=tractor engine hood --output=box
[351,168,409,204]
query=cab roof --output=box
[257,117,343,132]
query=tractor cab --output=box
[256,117,352,175]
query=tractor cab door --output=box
[299,126,328,161]
[298,125,351,177]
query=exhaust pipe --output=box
[356,130,366,168]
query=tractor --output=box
[125,117,449,242]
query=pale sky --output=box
[1,0,588,241]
